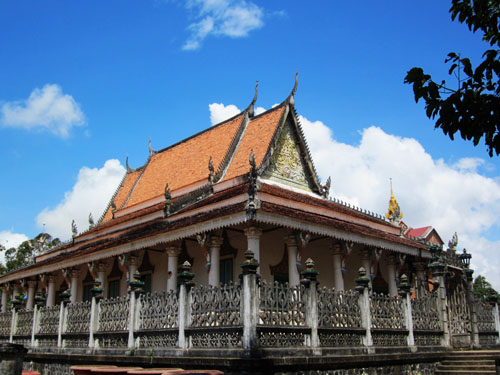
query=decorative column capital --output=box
[127,256,138,267]
[330,242,343,256]
[359,248,371,260]
[70,268,81,278]
[166,246,181,257]
[414,261,427,272]
[47,274,57,283]
[244,226,262,239]
[97,261,108,273]
[284,234,298,247]
[208,235,223,248]
[27,280,37,288]
[386,253,397,265]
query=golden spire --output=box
[385,178,403,222]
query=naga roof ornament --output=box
[126,154,131,173]
[385,179,403,223]
[148,137,157,157]
[287,71,298,107]
[71,220,78,237]
[208,156,215,183]
[248,80,259,118]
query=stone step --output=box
[437,364,495,370]
[440,360,495,366]
[434,371,496,375]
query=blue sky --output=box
[1,1,499,287]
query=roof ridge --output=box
[154,112,246,156]
[121,161,150,210]
[96,170,128,225]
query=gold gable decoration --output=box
[264,120,311,191]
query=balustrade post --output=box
[355,267,372,347]
[31,305,38,347]
[88,280,103,349]
[127,271,144,350]
[487,293,500,344]
[240,250,259,352]
[58,289,71,347]
[398,274,415,347]
[9,307,15,343]
[178,261,194,349]
[465,268,480,347]
[428,248,450,347]
[301,258,319,349]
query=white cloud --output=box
[36,159,126,240]
[299,115,500,290]
[182,0,264,50]
[0,231,29,264]
[0,84,85,137]
[209,102,241,125]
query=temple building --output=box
[0,76,498,375]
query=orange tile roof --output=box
[125,114,245,208]
[223,105,285,180]
[101,170,142,223]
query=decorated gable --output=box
[263,118,313,191]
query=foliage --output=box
[405,0,500,156]
[0,233,60,276]
[473,274,498,300]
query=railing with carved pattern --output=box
[190,283,241,328]
[411,293,443,346]
[317,288,363,347]
[97,295,130,332]
[66,300,91,334]
[258,282,305,327]
[0,311,12,337]
[475,299,498,346]
[137,290,179,349]
[37,305,60,335]
[370,293,407,346]
[14,309,33,336]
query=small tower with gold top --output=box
[385,179,403,223]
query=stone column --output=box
[301,259,320,349]
[244,227,262,267]
[11,284,19,301]
[166,246,181,292]
[47,275,57,307]
[208,236,223,287]
[466,269,480,347]
[414,261,427,298]
[26,281,37,311]
[126,256,138,282]
[285,235,300,287]
[331,242,344,291]
[386,254,398,297]
[0,287,8,313]
[70,269,80,303]
[359,249,372,290]
[178,262,195,349]
[96,262,107,298]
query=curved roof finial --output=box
[126,153,131,173]
[288,71,298,106]
[248,80,259,118]
[148,137,155,157]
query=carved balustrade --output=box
[411,293,442,346]
[317,288,363,347]
[475,299,498,346]
[37,305,60,335]
[258,282,307,347]
[189,283,242,348]
[96,295,130,349]
[137,290,179,348]
[370,293,407,346]
[64,300,91,348]
[0,311,12,337]
[14,309,33,337]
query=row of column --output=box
[0,226,426,311]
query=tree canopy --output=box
[0,233,60,276]
[405,0,500,156]
[473,274,498,300]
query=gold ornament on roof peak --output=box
[385,179,403,223]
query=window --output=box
[220,258,233,285]
[83,284,92,302]
[274,272,289,285]
[108,279,120,298]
